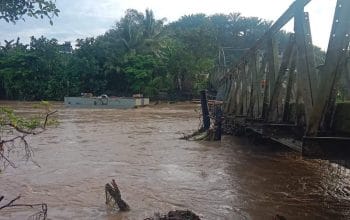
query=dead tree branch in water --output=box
[0,195,48,220]
[105,179,130,211]
[0,103,57,170]
[0,195,21,210]
[0,103,55,219]
[182,91,223,141]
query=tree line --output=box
[0,9,322,101]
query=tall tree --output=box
[0,8,301,100]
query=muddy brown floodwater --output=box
[1,101,350,220]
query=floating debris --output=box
[105,179,130,211]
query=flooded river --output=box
[1,102,350,219]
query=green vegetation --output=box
[0,9,324,101]
[0,0,59,24]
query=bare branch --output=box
[0,196,48,220]
[0,195,21,210]
[4,123,35,135]
[43,110,58,129]
[0,151,16,168]
[0,108,57,170]
[0,134,28,145]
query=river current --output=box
[1,101,350,219]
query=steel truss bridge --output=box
[213,0,350,160]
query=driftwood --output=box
[145,210,201,220]
[181,128,206,141]
[105,179,130,211]
[182,91,223,142]
[181,126,220,141]
[0,195,47,220]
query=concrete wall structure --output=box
[64,97,149,109]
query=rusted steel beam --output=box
[231,71,240,114]
[268,34,296,122]
[257,53,268,118]
[236,66,244,115]
[222,77,233,113]
[283,49,297,123]
[242,62,249,115]
[225,75,233,114]
[248,53,259,118]
[322,52,350,133]
[225,77,233,100]
[227,69,240,114]
[304,13,318,93]
[343,51,350,100]
[267,36,279,100]
[241,0,311,61]
[261,74,269,120]
[307,0,350,136]
[223,73,233,114]
[246,61,253,116]
[218,0,311,85]
[294,4,317,128]
[262,36,279,120]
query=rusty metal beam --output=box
[248,53,259,118]
[267,36,279,98]
[241,63,249,115]
[237,0,311,66]
[294,4,317,128]
[230,69,240,114]
[262,36,279,120]
[268,34,296,122]
[304,12,318,94]
[257,54,268,118]
[218,0,311,86]
[307,0,350,136]
[236,66,244,115]
[283,49,297,122]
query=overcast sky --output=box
[0,0,337,50]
